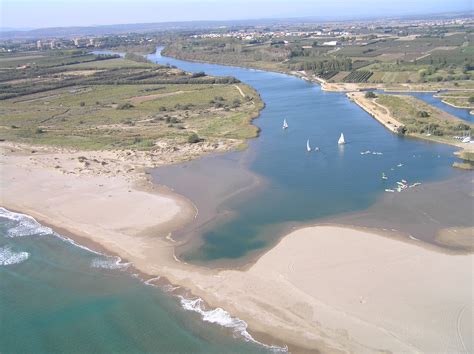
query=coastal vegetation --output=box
[374,94,472,142]
[0,51,263,151]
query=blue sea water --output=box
[0,208,278,353]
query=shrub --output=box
[365,91,376,98]
[116,103,134,110]
[397,126,407,135]
[468,96,474,104]
[35,128,45,134]
[166,117,180,123]
[232,98,241,108]
[191,71,206,78]
[79,101,85,107]
[187,132,201,143]
[416,110,430,118]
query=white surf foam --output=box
[0,207,52,237]
[91,256,130,270]
[0,246,29,266]
[0,207,102,255]
[1,207,287,351]
[179,296,287,352]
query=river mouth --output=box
[149,48,471,267]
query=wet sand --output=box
[327,172,474,252]
[150,149,266,264]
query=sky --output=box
[0,0,472,29]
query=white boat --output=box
[338,133,345,145]
[385,189,395,193]
[314,147,320,151]
[282,119,288,129]
[382,173,388,180]
[306,139,312,152]
[462,136,471,143]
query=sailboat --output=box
[306,139,312,152]
[282,119,288,129]
[382,172,388,180]
[338,133,345,145]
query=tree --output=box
[416,110,430,118]
[468,96,474,104]
[365,91,376,98]
[397,126,407,135]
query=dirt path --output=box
[233,84,245,98]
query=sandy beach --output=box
[1,142,473,353]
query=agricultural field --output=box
[343,70,373,83]
[0,51,263,150]
[163,24,473,87]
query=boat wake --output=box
[0,246,29,266]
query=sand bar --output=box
[1,143,473,353]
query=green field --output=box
[0,52,263,150]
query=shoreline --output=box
[2,53,473,352]
[2,139,473,352]
[3,202,472,353]
[347,91,474,153]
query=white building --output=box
[322,41,339,46]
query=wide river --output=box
[0,48,467,353]
[148,48,461,264]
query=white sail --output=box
[282,119,288,129]
[306,139,311,152]
[338,133,345,145]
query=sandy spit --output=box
[1,144,472,353]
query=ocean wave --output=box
[0,207,52,237]
[91,256,130,270]
[0,246,29,266]
[179,297,287,352]
[0,208,102,255]
[0,208,285,351]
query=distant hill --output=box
[1,12,471,40]
[0,19,287,39]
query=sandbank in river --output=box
[1,135,473,353]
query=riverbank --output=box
[2,140,473,353]
[348,91,474,154]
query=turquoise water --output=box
[0,209,276,353]
[149,48,460,262]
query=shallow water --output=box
[0,208,276,353]
[149,48,462,263]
